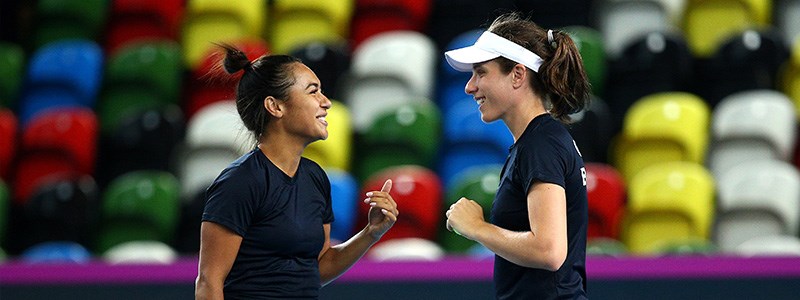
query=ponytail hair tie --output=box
[547,30,557,48]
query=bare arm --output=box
[195,221,243,300]
[447,182,567,271]
[318,180,398,285]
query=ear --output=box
[511,63,527,89]
[264,96,284,118]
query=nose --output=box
[465,73,478,95]
[320,93,332,110]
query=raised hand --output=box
[363,179,399,239]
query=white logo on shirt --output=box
[572,139,582,157]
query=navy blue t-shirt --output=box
[492,114,588,300]
[202,149,334,299]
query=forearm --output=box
[318,225,380,285]
[470,222,566,271]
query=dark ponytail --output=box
[488,13,590,123]
[216,43,301,141]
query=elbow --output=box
[539,242,567,272]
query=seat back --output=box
[596,0,671,60]
[181,0,266,68]
[585,163,626,239]
[105,0,184,54]
[708,90,796,177]
[0,42,24,107]
[270,0,353,54]
[33,0,108,48]
[21,241,92,263]
[614,92,710,182]
[0,109,16,179]
[567,96,613,163]
[716,160,800,251]
[357,101,440,181]
[98,170,180,252]
[624,162,715,254]
[682,0,770,57]
[350,0,432,49]
[20,40,103,125]
[564,26,607,96]
[327,169,358,242]
[289,42,351,100]
[103,240,178,264]
[22,177,100,250]
[736,235,800,256]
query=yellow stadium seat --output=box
[613,92,710,182]
[181,0,267,68]
[623,162,715,254]
[270,0,354,54]
[682,0,770,57]
[780,38,800,118]
[303,100,352,171]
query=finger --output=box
[446,219,452,232]
[445,209,451,218]
[381,209,397,222]
[381,179,392,193]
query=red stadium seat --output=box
[184,38,270,118]
[104,0,184,54]
[350,0,432,49]
[359,165,442,243]
[13,108,98,204]
[585,163,626,240]
[0,109,17,179]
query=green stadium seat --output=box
[96,170,180,252]
[439,164,502,253]
[33,0,108,48]
[98,41,182,133]
[0,42,24,108]
[564,26,607,97]
[0,180,8,245]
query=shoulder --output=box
[213,150,268,188]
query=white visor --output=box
[445,31,544,72]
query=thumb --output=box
[381,179,392,193]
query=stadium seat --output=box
[180,101,248,201]
[184,38,270,119]
[623,162,715,254]
[367,237,445,261]
[345,31,437,132]
[595,0,670,60]
[692,29,789,107]
[350,0,432,49]
[0,42,24,108]
[775,0,800,47]
[715,160,800,252]
[613,92,710,182]
[356,101,440,181]
[104,0,184,54]
[563,26,606,96]
[779,38,800,117]
[289,42,351,100]
[173,190,205,254]
[426,0,514,52]
[19,40,103,125]
[181,0,266,68]
[103,240,178,264]
[21,241,92,263]
[585,163,626,240]
[97,170,181,252]
[682,0,771,57]
[99,41,182,133]
[736,235,800,256]
[97,106,185,188]
[21,176,100,251]
[327,169,358,242]
[359,166,442,243]
[655,238,718,256]
[605,32,694,131]
[0,109,16,179]
[13,108,98,204]
[439,100,514,187]
[707,90,796,178]
[586,237,628,257]
[302,101,352,172]
[515,0,594,29]
[270,0,353,54]
[438,29,482,112]
[439,164,502,253]
[32,0,108,48]
[567,96,614,163]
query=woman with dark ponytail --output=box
[443,13,590,299]
[195,45,399,299]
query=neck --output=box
[504,94,549,142]
[258,131,307,177]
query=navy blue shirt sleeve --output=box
[516,134,568,194]
[202,166,264,237]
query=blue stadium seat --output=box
[438,29,482,112]
[21,241,92,263]
[327,169,358,242]
[19,40,103,125]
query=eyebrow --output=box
[472,62,487,71]
[305,82,320,90]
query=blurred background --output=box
[1,0,800,299]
